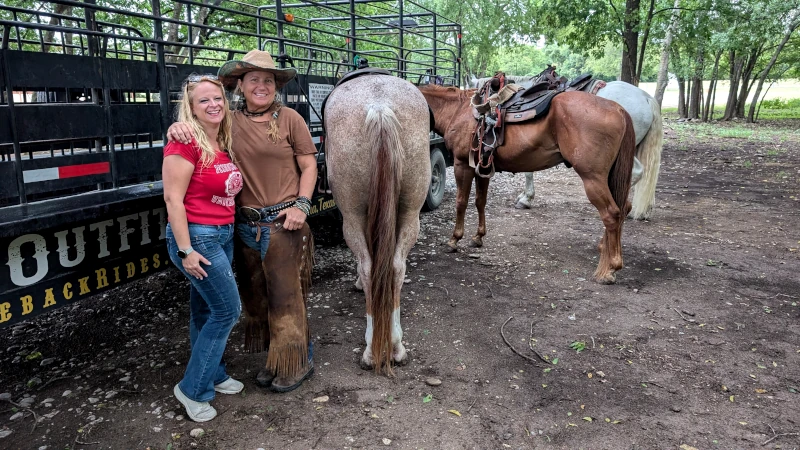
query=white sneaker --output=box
[174,384,217,422]
[214,377,244,395]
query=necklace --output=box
[241,106,271,117]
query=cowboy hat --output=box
[218,50,297,90]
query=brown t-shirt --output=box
[231,108,317,208]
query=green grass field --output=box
[638,79,800,120]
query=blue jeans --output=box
[166,223,241,402]
[236,212,279,260]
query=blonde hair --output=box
[177,75,235,167]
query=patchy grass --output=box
[716,128,753,138]
[668,120,800,145]
[663,105,800,121]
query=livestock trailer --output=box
[0,0,461,327]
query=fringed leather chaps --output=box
[235,222,314,381]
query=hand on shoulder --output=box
[167,122,195,145]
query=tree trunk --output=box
[677,77,686,118]
[722,51,743,121]
[43,4,73,53]
[620,0,641,85]
[635,0,656,83]
[747,22,798,122]
[165,2,184,63]
[735,46,761,118]
[702,50,722,122]
[688,47,704,119]
[175,1,222,64]
[698,82,704,118]
[654,0,681,106]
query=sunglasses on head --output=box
[186,74,219,83]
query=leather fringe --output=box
[243,315,269,353]
[265,342,309,379]
[300,232,315,300]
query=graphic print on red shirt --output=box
[164,141,242,225]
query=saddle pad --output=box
[320,67,393,130]
[334,67,391,88]
[502,90,560,123]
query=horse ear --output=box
[470,74,478,88]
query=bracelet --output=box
[293,201,311,215]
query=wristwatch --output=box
[177,247,194,259]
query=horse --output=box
[473,75,662,220]
[418,84,637,284]
[324,74,431,373]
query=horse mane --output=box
[419,84,475,101]
[472,75,533,88]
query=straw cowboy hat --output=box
[218,50,297,90]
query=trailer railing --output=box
[0,0,459,207]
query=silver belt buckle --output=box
[239,206,262,222]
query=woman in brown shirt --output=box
[168,50,317,393]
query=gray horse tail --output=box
[364,104,403,375]
[629,96,663,220]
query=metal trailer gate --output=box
[0,0,461,328]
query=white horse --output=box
[472,75,663,220]
[324,74,430,374]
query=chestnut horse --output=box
[325,75,430,373]
[418,85,637,283]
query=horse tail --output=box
[610,110,637,213]
[629,96,663,220]
[364,103,403,375]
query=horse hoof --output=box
[514,201,531,209]
[470,237,483,248]
[595,273,616,285]
[360,359,373,371]
[446,241,459,252]
[256,369,276,387]
[392,350,409,366]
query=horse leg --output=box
[387,206,422,366]
[448,160,474,251]
[354,263,363,291]
[340,217,376,370]
[515,172,535,209]
[471,175,490,247]
[577,173,625,284]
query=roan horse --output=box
[419,84,637,283]
[325,74,431,373]
[472,76,663,219]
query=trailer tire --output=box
[423,147,446,211]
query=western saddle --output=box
[471,66,605,177]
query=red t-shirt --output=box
[164,141,243,225]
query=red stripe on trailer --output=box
[58,162,110,179]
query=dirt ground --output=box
[1,119,799,450]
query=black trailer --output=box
[0,0,461,328]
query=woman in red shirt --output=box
[162,75,243,422]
